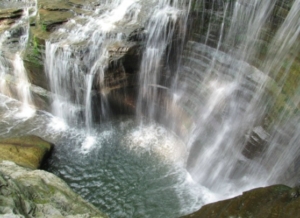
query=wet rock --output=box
[0,8,23,32]
[0,135,53,169]
[24,28,49,91]
[0,8,23,20]
[38,9,74,31]
[242,126,269,159]
[30,85,53,111]
[128,27,146,42]
[24,0,75,91]
[0,73,52,111]
[35,0,104,32]
[182,184,300,218]
[108,42,143,76]
[39,0,72,11]
[0,161,107,218]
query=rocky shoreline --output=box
[0,135,107,217]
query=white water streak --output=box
[0,0,37,112]
[137,0,190,118]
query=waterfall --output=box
[137,0,191,122]
[182,0,300,197]
[0,0,37,117]
[0,0,300,216]
[44,0,143,130]
[256,0,300,184]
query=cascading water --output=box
[0,0,300,217]
[42,1,206,216]
[179,0,300,198]
[0,0,37,117]
[0,0,206,217]
[45,0,143,130]
[137,0,190,120]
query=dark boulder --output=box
[182,184,300,218]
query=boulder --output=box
[0,135,53,169]
[0,160,107,218]
[182,184,300,218]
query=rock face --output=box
[182,184,300,218]
[0,160,107,218]
[0,135,53,170]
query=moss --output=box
[41,23,47,32]
[24,29,46,67]
[33,36,41,56]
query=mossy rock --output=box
[23,0,75,91]
[23,26,50,90]
[0,161,108,217]
[0,135,53,169]
[182,184,300,218]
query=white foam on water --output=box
[80,130,115,154]
[13,105,36,119]
[124,123,187,164]
[48,117,68,132]
[184,172,218,204]
[81,136,96,154]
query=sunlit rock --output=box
[0,135,52,169]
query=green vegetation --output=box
[33,36,40,56]
[41,23,47,32]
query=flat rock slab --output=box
[0,135,52,169]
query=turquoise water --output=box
[43,118,204,218]
[0,95,207,218]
